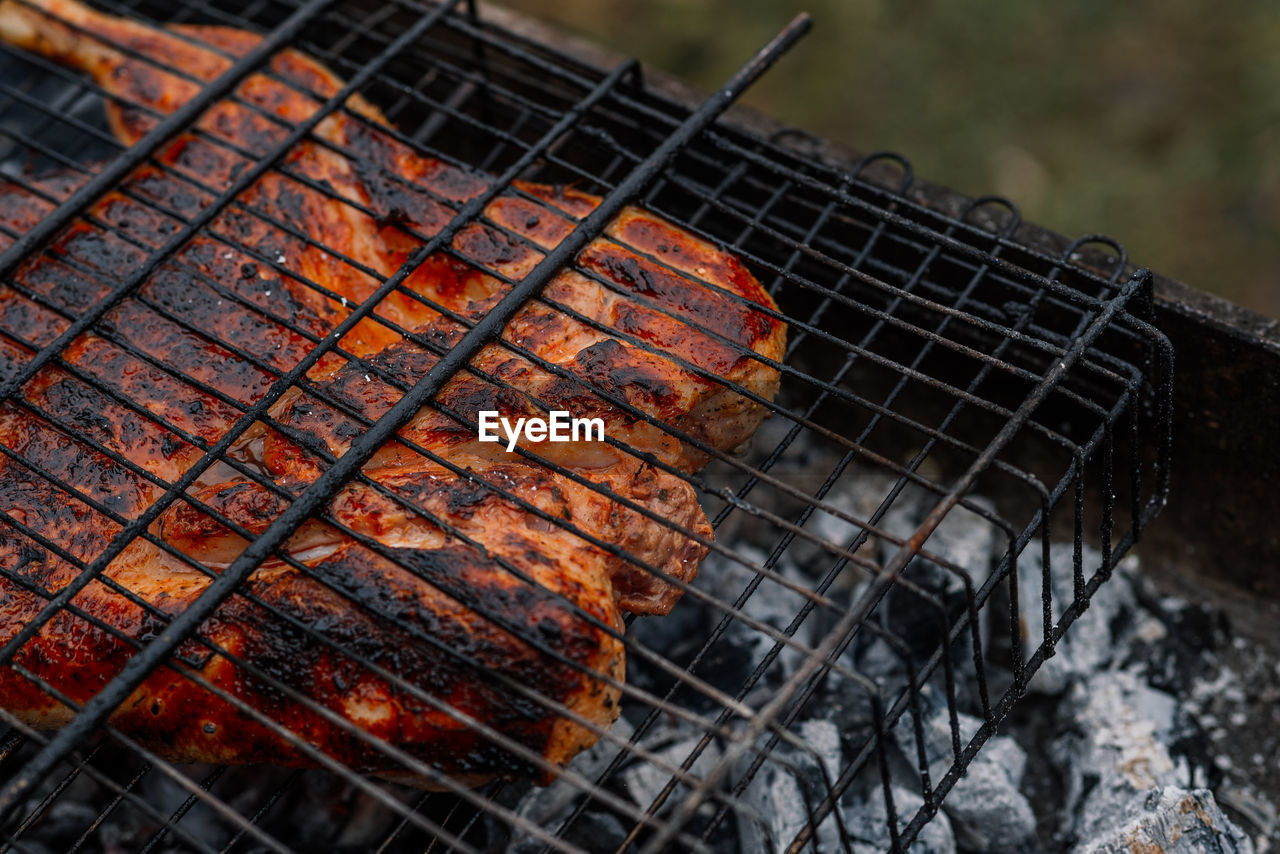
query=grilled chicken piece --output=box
[0,0,786,785]
[0,0,436,360]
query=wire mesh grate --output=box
[0,0,1172,852]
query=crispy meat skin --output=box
[0,0,785,784]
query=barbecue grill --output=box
[0,0,1173,851]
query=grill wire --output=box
[0,0,1174,852]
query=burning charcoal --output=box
[942,758,1037,853]
[873,497,998,686]
[559,810,629,852]
[18,789,98,852]
[815,631,916,746]
[508,809,628,854]
[10,842,53,854]
[811,668,879,749]
[881,495,998,592]
[682,801,743,854]
[272,771,408,851]
[734,720,844,853]
[506,716,636,839]
[331,785,410,850]
[692,546,820,706]
[1074,787,1254,854]
[802,642,898,755]
[799,471,900,584]
[1018,545,1138,695]
[82,762,238,854]
[620,731,722,814]
[841,784,957,854]
[1052,669,1187,840]
[1049,668,1252,853]
[889,685,979,783]
[891,691,1035,853]
[628,587,710,664]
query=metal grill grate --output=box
[0,1,1172,852]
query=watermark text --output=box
[477,410,605,452]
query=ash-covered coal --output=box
[1050,668,1252,854]
[1015,543,1138,695]
[890,696,1036,853]
[503,464,1272,854]
[1003,547,1271,854]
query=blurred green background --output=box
[501,0,1280,318]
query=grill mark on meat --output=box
[581,241,776,355]
[0,0,784,787]
[0,291,66,348]
[573,338,677,406]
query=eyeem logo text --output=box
[477,410,606,452]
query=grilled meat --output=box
[0,0,786,785]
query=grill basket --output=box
[0,1,1172,852]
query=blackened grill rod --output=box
[702,233,1130,849]
[0,8,811,824]
[0,0,451,410]
[640,268,1155,854]
[0,0,469,678]
[778,272,1164,854]
[0,0,335,283]
[0,0,470,815]
[612,198,1026,849]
